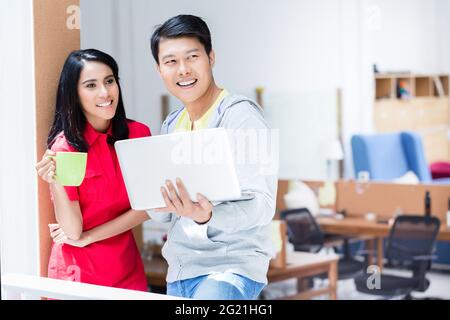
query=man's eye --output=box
[165,60,176,65]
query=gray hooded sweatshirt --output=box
[147,92,278,284]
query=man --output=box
[148,14,278,300]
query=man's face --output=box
[157,37,215,104]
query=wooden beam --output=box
[33,0,80,277]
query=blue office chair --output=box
[351,131,432,182]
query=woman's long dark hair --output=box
[47,49,129,151]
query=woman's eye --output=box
[106,78,115,84]
[86,83,96,88]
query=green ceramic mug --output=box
[48,152,88,186]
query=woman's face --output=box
[77,61,119,132]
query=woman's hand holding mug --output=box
[35,150,57,183]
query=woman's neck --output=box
[88,119,111,133]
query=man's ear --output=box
[209,49,215,67]
[156,63,161,75]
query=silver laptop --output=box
[115,128,254,210]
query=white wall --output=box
[436,0,450,73]
[0,0,40,277]
[365,0,440,74]
[80,0,450,179]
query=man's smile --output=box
[177,79,198,88]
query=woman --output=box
[35,49,150,291]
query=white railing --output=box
[1,273,184,300]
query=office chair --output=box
[351,131,432,182]
[280,208,364,280]
[354,215,440,299]
[351,131,450,184]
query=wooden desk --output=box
[267,251,338,300]
[317,216,450,270]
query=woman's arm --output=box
[52,209,150,247]
[36,149,83,240]
[50,183,83,240]
[83,209,150,244]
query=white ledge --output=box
[1,273,184,300]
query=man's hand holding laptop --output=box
[155,177,213,224]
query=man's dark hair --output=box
[150,14,212,64]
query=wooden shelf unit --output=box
[373,73,450,163]
[375,73,449,99]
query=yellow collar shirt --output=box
[175,89,229,132]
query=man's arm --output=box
[208,178,277,233]
[207,101,278,233]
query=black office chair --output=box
[280,208,364,280]
[354,215,441,299]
